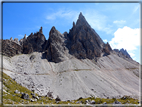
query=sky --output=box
[2,2,141,63]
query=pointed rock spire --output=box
[24,34,27,39]
[120,48,132,59]
[73,21,76,28]
[78,12,85,20]
[39,26,43,34]
[76,12,90,28]
[49,26,56,35]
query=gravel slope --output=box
[1,52,140,101]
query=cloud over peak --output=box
[109,26,140,60]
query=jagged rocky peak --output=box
[103,42,112,56]
[9,37,20,45]
[10,37,13,41]
[120,48,132,59]
[49,26,65,43]
[2,13,113,62]
[49,26,56,35]
[113,48,132,59]
[67,12,111,59]
[45,26,68,63]
[24,34,27,39]
[73,21,76,27]
[22,27,46,54]
[76,12,90,28]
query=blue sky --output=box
[2,3,140,63]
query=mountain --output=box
[1,12,139,102]
[114,48,132,59]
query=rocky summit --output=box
[1,12,140,102]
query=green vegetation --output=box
[3,72,140,106]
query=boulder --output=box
[14,90,20,94]
[114,100,121,104]
[30,98,34,102]
[55,95,61,102]
[46,92,53,98]
[21,93,29,100]
[90,100,95,104]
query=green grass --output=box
[3,72,140,105]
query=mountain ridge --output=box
[1,12,133,63]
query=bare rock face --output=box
[66,12,107,59]
[113,48,132,60]
[22,27,46,54]
[2,39,22,57]
[14,38,20,45]
[120,48,132,59]
[103,42,112,56]
[44,26,68,63]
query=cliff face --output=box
[2,39,22,57]
[44,26,69,63]
[66,12,106,59]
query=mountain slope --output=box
[1,12,140,101]
[2,52,139,101]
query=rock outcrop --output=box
[113,48,132,60]
[2,39,22,57]
[22,27,46,54]
[66,12,109,59]
[120,48,132,59]
[44,26,68,63]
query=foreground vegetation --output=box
[3,72,140,106]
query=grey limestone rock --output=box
[67,12,107,59]
[2,39,22,57]
[45,26,68,63]
[23,28,46,54]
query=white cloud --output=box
[133,5,140,14]
[129,52,135,57]
[109,26,140,60]
[46,9,78,22]
[103,39,108,43]
[113,20,126,24]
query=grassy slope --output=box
[3,72,139,106]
